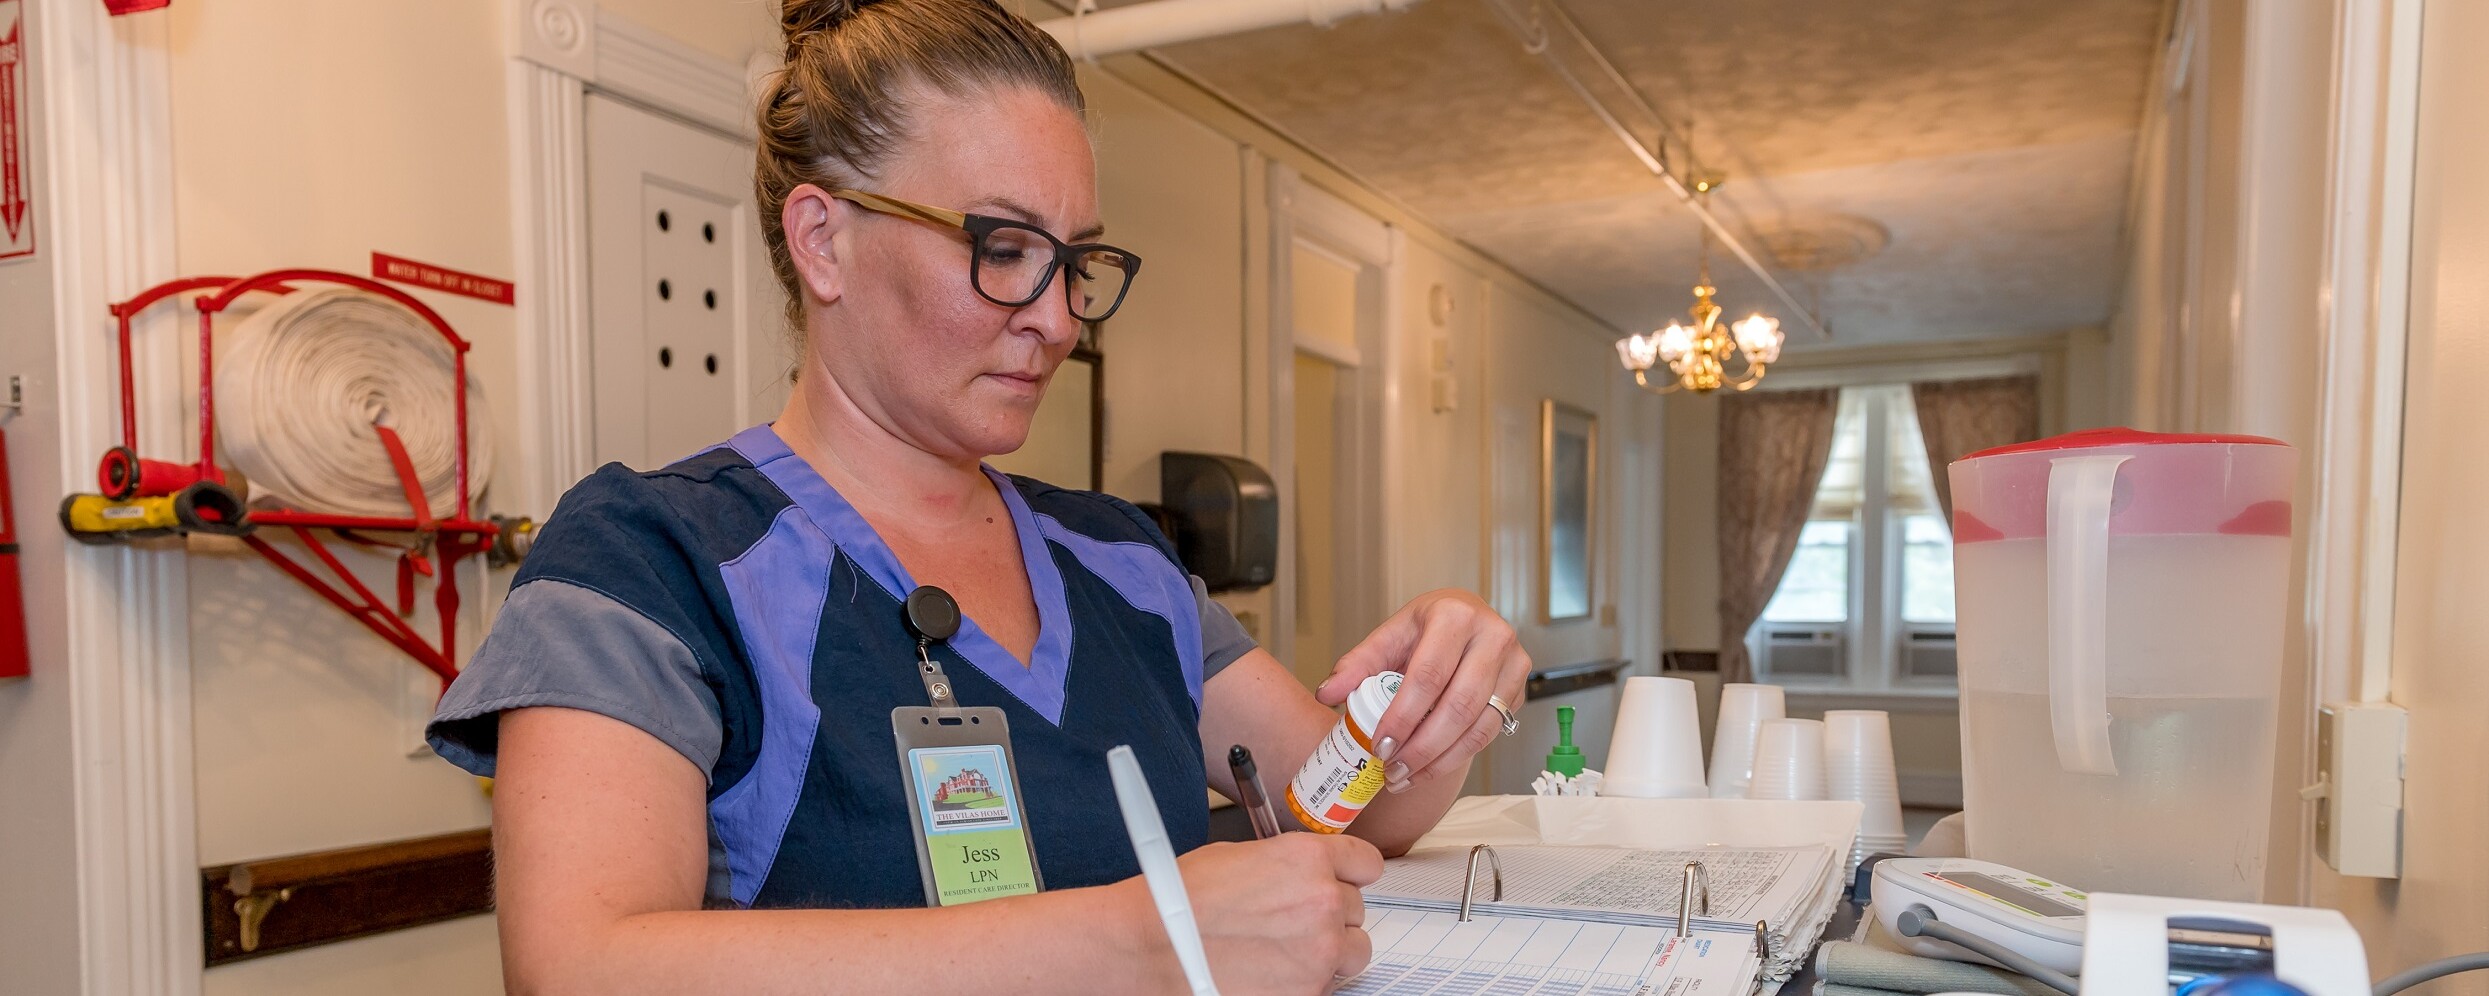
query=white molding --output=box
[505,0,756,513]
[507,61,595,516]
[2299,0,2424,894]
[511,0,597,81]
[1758,353,2045,393]
[2307,0,2422,709]
[34,5,197,993]
[509,0,753,138]
[592,9,755,138]
[1376,227,1407,610]
[1291,332,1363,369]
[1266,163,1301,667]
[1287,178,1394,268]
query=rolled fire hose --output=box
[213,288,494,519]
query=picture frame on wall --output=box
[1539,399,1598,624]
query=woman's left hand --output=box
[1316,589,1533,792]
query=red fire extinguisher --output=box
[0,425,27,679]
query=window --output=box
[1751,385,1959,693]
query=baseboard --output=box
[1898,772,1964,810]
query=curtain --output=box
[1716,388,1841,684]
[1910,375,2042,525]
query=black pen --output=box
[1227,744,1284,839]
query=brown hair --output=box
[757,0,1085,333]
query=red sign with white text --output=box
[371,252,516,306]
[0,2,36,262]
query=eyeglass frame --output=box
[826,188,1143,322]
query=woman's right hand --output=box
[1158,833,1385,995]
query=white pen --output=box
[1106,745,1222,996]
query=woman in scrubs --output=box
[427,1,1532,992]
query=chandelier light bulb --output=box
[1655,322,1696,366]
[1732,314,1784,365]
[1615,332,1660,371]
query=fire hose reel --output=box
[66,270,534,688]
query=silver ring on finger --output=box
[1486,694,1519,737]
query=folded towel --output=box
[1815,941,2063,996]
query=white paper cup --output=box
[1707,683,1786,799]
[1747,718,1828,801]
[1823,710,1905,839]
[1853,832,1913,867]
[1602,676,1709,799]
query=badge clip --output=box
[904,586,964,714]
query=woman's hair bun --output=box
[782,0,883,54]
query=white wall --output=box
[0,4,85,986]
[1083,67,1247,501]
[1479,287,1628,671]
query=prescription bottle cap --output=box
[1346,671,1402,734]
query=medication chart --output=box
[1337,908,1760,996]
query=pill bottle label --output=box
[1287,720,1386,833]
[1284,671,1402,834]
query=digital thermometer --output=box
[1871,857,2088,974]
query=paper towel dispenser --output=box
[1158,452,1277,593]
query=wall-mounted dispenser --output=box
[1157,452,1277,593]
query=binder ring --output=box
[1456,845,1503,922]
[1677,861,1711,938]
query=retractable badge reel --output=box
[890,586,1044,906]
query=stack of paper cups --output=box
[1825,710,1908,865]
[1601,676,1709,798]
[1747,718,1827,801]
[1707,683,1786,799]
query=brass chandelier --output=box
[1614,217,1785,394]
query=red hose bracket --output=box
[97,270,503,691]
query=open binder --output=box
[1342,796,1864,993]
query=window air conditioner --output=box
[1760,626,1844,680]
[1901,629,1958,680]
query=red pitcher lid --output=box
[1962,427,2287,461]
[1949,427,2297,542]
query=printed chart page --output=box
[1337,908,1760,996]
[1336,907,1669,996]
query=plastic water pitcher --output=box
[1947,429,2296,901]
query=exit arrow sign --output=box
[0,2,30,262]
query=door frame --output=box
[1265,164,1398,673]
[2298,0,2425,895]
[506,0,765,514]
[29,5,199,992]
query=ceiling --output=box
[1123,0,2169,349]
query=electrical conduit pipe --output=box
[1036,0,1424,61]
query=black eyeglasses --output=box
[829,189,1142,322]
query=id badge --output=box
[892,706,1044,906]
